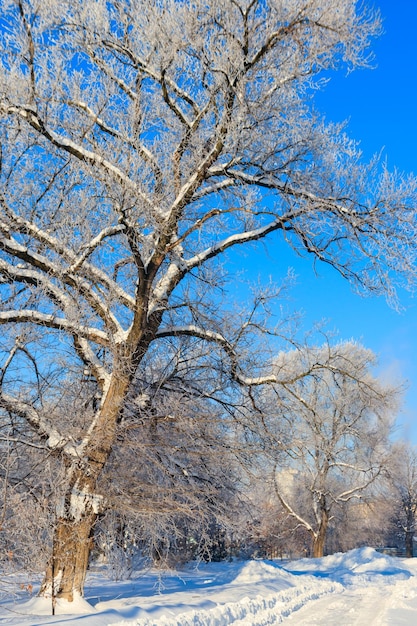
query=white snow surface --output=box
[2,548,417,625]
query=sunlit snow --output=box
[2,548,417,625]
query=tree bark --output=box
[40,511,96,603]
[312,508,329,558]
[39,366,132,601]
[405,530,414,558]
[404,500,415,558]
[38,275,165,601]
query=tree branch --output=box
[0,104,156,211]
[0,310,109,346]
[0,392,78,457]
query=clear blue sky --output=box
[246,0,417,440]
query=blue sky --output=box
[248,0,417,440]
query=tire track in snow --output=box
[111,578,343,625]
[284,576,417,625]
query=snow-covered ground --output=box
[2,547,417,625]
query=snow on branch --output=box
[101,39,200,117]
[0,257,73,309]
[185,217,286,269]
[0,310,110,346]
[336,469,382,502]
[273,469,316,537]
[1,205,135,312]
[208,166,353,216]
[154,325,332,389]
[69,224,126,272]
[0,392,79,457]
[0,104,155,211]
[73,336,111,391]
[69,99,163,185]
[155,324,278,387]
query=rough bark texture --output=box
[40,513,96,603]
[312,508,329,558]
[40,368,133,599]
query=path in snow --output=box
[286,556,417,626]
[287,585,393,625]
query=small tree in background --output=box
[260,342,399,557]
[386,442,417,557]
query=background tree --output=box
[238,480,312,559]
[324,492,391,555]
[262,342,399,557]
[1,0,417,603]
[386,442,417,557]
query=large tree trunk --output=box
[40,509,97,604]
[312,508,329,558]
[39,369,131,602]
[39,464,105,604]
[404,503,415,558]
[405,530,414,558]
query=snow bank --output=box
[18,593,96,616]
[286,547,410,582]
[3,549,417,625]
[110,561,342,626]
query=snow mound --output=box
[18,593,96,615]
[322,547,400,573]
[232,560,287,585]
[109,559,342,626]
[287,547,410,582]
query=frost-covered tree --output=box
[386,442,417,557]
[265,342,399,557]
[96,339,244,567]
[1,0,417,603]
